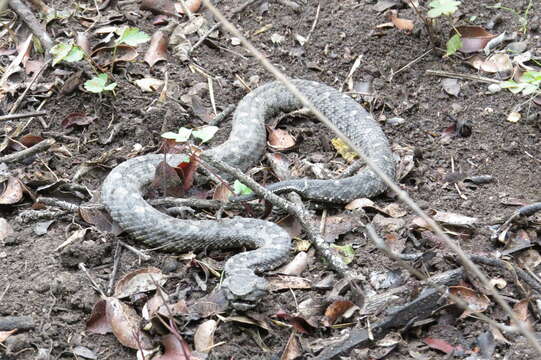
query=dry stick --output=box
[107,241,122,296]
[118,240,152,261]
[78,263,105,297]
[425,69,502,84]
[0,111,47,121]
[201,0,541,353]
[9,60,51,114]
[390,49,432,81]
[0,138,55,163]
[200,154,350,276]
[8,0,53,51]
[304,2,320,44]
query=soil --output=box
[1,0,541,359]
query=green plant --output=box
[84,73,117,94]
[162,126,219,144]
[500,71,541,96]
[50,42,85,65]
[426,0,463,56]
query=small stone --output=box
[488,84,502,93]
[162,257,179,273]
[387,117,405,126]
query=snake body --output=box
[101,80,395,309]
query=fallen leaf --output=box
[322,300,355,326]
[72,345,97,360]
[449,286,490,318]
[430,209,478,228]
[268,275,311,291]
[280,332,302,360]
[176,0,201,14]
[61,113,98,128]
[224,315,272,332]
[144,31,168,67]
[0,177,23,205]
[141,0,176,15]
[273,311,317,334]
[0,329,16,343]
[423,337,464,354]
[267,127,296,151]
[155,334,192,360]
[86,300,113,335]
[468,54,513,73]
[91,45,139,68]
[455,26,496,53]
[277,214,302,238]
[114,267,167,299]
[441,78,460,96]
[79,207,122,235]
[135,78,165,92]
[512,299,531,326]
[106,297,153,350]
[150,161,184,198]
[387,10,414,32]
[275,251,309,276]
[194,319,217,353]
[212,183,232,201]
[331,138,357,162]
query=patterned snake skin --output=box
[101,80,395,309]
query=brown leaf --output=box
[449,286,490,318]
[145,31,169,67]
[268,275,311,292]
[467,54,513,73]
[106,297,153,350]
[86,299,113,335]
[91,45,138,69]
[456,26,496,53]
[273,311,316,334]
[150,161,184,198]
[275,251,309,276]
[141,0,176,15]
[387,10,414,32]
[79,207,122,235]
[61,113,98,128]
[114,267,167,299]
[277,214,302,238]
[267,127,296,151]
[212,183,232,201]
[513,299,531,324]
[155,334,192,360]
[280,332,302,360]
[60,70,84,95]
[76,32,91,55]
[194,319,217,353]
[322,300,355,326]
[423,337,464,354]
[0,177,24,205]
[177,0,201,14]
[0,329,17,343]
[266,152,292,181]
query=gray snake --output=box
[101,80,395,309]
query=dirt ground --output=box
[1,0,541,359]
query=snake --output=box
[101,80,396,310]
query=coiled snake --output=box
[101,80,395,309]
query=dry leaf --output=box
[331,138,357,162]
[456,26,496,53]
[0,177,24,205]
[106,297,153,350]
[135,78,165,92]
[194,319,217,353]
[322,300,355,326]
[144,31,168,67]
[388,10,414,32]
[449,286,490,318]
[275,251,309,276]
[114,267,167,299]
[268,276,311,291]
[280,332,302,360]
[155,334,192,360]
[86,299,113,335]
[267,127,296,151]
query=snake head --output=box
[221,270,268,311]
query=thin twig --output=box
[208,104,235,126]
[426,69,502,84]
[118,240,152,261]
[0,111,47,121]
[200,0,541,353]
[390,49,432,81]
[200,154,351,277]
[304,2,320,44]
[78,263,105,297]
[9,60,51,114]
[0,138,55,164]
[7,0,53,51]
[107,241,122,296]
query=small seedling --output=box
[233,180,253,196]
[486,0,533,34]
[500,71,541,96]
[426,0,463,56]
[84,73,117,94]
[115,27,151,46]
[161,126,219,144]
[50,42,85,66]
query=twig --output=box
[7,0,53,51]
[78,262,105,297]
[389,49,432,81]
[201,0,541,352]
[425,69,501,84]
[9,59,51,114]
[304,2,320,44]
[107,241,122,296]
[492,202,541,241]
[469,254,541,295]
[0,111,48,121]
[200,154,351,277]
[118,240,152,261]
[0,138,55,164]
[208,104,235,126]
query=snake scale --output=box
[102,80,396,309]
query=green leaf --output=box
[445,33,462,57]
[233,180,253,196]
[500,80,525,94]
[116,27,150,46]
[50,43,84,65]
[84,74,116,93]
[161,127,192,142]
[330,244,355,265]
[192,126,219,144]
[427,0,461,18]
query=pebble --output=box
[162,257,179,273]
[387,117,405,126]
[488,84,502,93]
